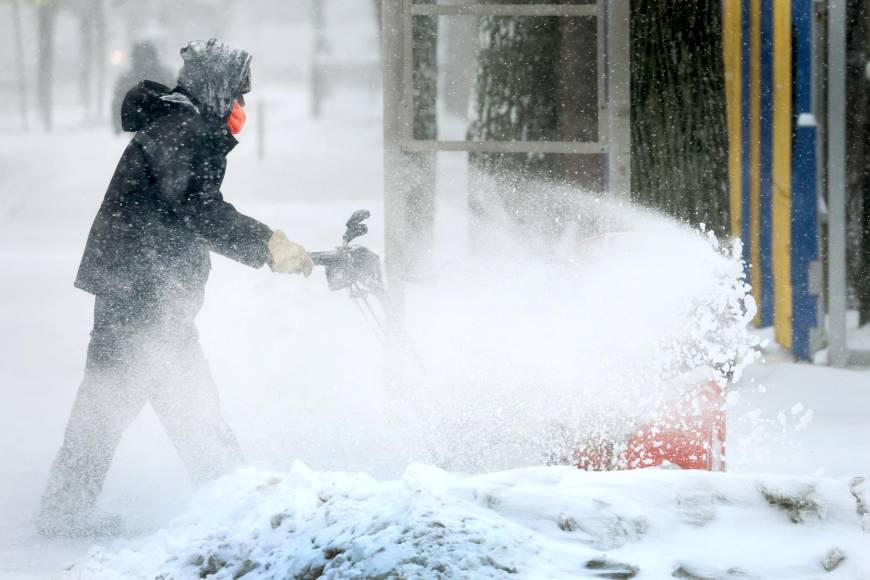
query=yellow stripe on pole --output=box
[750,0,762,325]
[772,0,793,349]
[723,0,743,240]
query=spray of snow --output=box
[179,179,760,482]
[379,183,761,472]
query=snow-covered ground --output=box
[2,83,870,578]
[65,465,870,579]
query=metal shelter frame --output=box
[381,0,631,303]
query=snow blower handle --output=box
[308,246,385,293]
[308,209,384,293]
[343,209,370,246]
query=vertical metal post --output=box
[827,0,848,366]
[37,1,56,131]
[382,0,408,312]
[79,8,93,116]
[310,0,325,118]
[94,0,107,119]
[607,0,631,198]
[257,100,266,160]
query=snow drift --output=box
[69,463,870,579]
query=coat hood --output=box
[120,80,179,132]
[176,39,252,121]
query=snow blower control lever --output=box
[306,210,425,372]
[343,209,370,245]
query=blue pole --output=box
[791,0,818,360]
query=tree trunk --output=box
[467,11,562,182]
[80,6,94,117]
[309,0,325,118]
[861,146,870,325]
[466,8,568,239]
[373,0,382,58]
[846,0,870,320]
[37,1,58,131]
[94,0,107,119]
[404,3,438,275]
[12,0,28,130]
[467,1,728,236]
[630,0,729,235]
[558,15,603,189]
[468,0,729,234]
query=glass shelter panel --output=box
[403,0,606,155]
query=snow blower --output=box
[310,212,725,472]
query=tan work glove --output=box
[267,230,313,277]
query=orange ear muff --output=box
[226,101,247,135]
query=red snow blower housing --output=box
[575,376,727,472]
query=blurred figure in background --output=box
[111,40,175,134]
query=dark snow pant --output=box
[41,287,244,517]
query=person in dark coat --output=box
[111,40,175,134]
[37,39,313,537]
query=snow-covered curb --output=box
[71,463,869,579]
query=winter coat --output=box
[76,41,270,298]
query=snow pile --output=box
[69,464,869,579]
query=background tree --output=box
[466,0,729,237]
[9,0,29,129]
[630,0,729,235]
[405,5,438,273]
[72,0,107,119]
[35,0,57,131]
[466,6,600,237]
[467,13,563,183]
[846,0,870,325]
